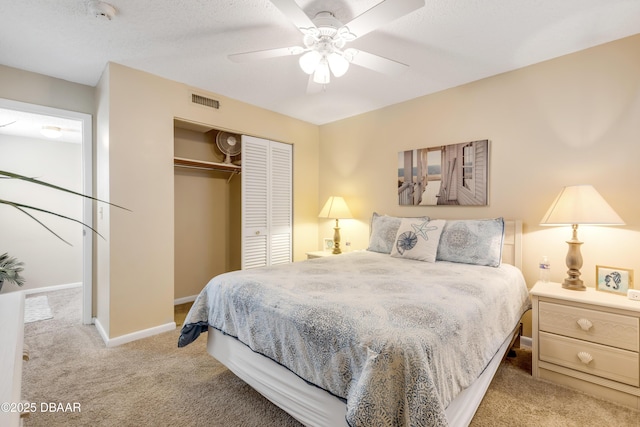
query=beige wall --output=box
[318,34,640,337]
[97,63,320,339]
[0,65,94,114]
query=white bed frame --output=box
[206,220,523,427]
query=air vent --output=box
[191,93,220,109]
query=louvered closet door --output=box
[269,141,292,265]
[241,136,292,269]
[242,136,269,269]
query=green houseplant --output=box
[0,253,25,292]
[0,169,127,290]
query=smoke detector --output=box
[88,0,116,20]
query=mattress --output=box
[179,251,531,426]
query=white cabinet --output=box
[241,136,292,269]
[531,281,640,409]
[0,292,26,427]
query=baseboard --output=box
[175,295,198,305]
[23,282,82,295]
[520,336,532,348]
[94,318,109,344]
[94,318,176,347]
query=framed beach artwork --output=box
[323,238,334,251]
[398,139,489,206]
[596,265,633,295]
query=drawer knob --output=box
[577,351,593,365]
[577,318,593,331]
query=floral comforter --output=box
[178,251,530,426]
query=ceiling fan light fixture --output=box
[299,50,322,74]
[228,0,424,92]
[41,126,62,138]
[328,52,349,77]
[313,59,331,84]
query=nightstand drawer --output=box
[540,332,640,387]
[539,301,639,351]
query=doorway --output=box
[0,98,93,324]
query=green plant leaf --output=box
[0,252,26,287]
[0,170,131,211]
[0,199,106,245]
[1,169,130,245]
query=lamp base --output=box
[332,219,342,254]
[562,278,586,291]
[562,224,586,291]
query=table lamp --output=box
[318,196,352,254]
[540,185,624,291]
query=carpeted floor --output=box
[22,288,640,426]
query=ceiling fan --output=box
[228,0,425,90]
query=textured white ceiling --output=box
[1,0,639,125]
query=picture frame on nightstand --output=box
[323,238,334,251]
[596,265,634,295]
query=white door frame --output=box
[0,98,93,324]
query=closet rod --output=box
[174,156,241,173]
[174,163,241,173]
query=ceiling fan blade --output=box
[350,50,409,75]
[270,0,316,32]
[228,46,304,63]
[342,0,424,39]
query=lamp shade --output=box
[540,185,624,226]
[318,196,352,219]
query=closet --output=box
[173,121,292,300]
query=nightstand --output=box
[531,281,640,409]
[306,250,335,259]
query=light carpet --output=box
[24,295,53,323]
[22,288,639,426]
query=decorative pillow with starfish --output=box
[367,212,429,254]
[390,219,446,262]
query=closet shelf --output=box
[174,157,241,173]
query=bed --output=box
[179,217,531,427]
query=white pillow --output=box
[390,219,446,262]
